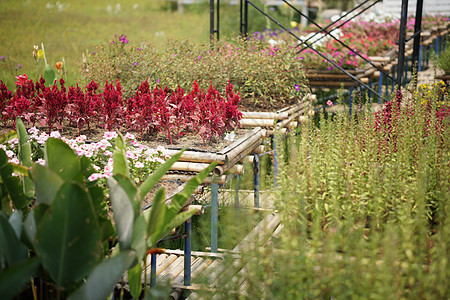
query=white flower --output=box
[134,161,144,168]
[103,132,118,140]
[88,173,102,182]
[36,159,46,166]
[75,135,87,143]
[125,132,135,140]
[5,150,15,158]
[50,131,61,138]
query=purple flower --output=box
[295,85,300,91]
[174,53,177,57]
[156,79,160,83]
[137,47,142,51]
[92,52,96,55]
[133,62,138,66]
[0,56,5,61]
[119,35,128,44]
[198,55,202,60]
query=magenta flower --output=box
[119,35,128,44]
[295,85,301,91]
[327,100,333,106]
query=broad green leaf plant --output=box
[0,119,216,299]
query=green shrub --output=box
[80,35,309,110]
[195,85,450,299]
[437,41,450,75]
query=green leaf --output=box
[0,150,27,214]
[32,164,64,205]
[16,118,33,198]
[45,138,83,183]
[0,257,40,300]
[8,210,23,239]
[112,133,129,177]
[34,182,101,288]
[147,188,166,247]
[43,64,55,86]
[128,262,143,299]
[159,210,197,244]
[68,250,137,300]
[139,149,185,199]
[108,177,134,250]
[131,214,147,260]
[0,212,27,266]
[168,162,217,219]
[113,174,140,216]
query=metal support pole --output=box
[435,36,440,55]
[253,153,260,208]
[235,174,240,208]
[273,137,278,188]
[412,0,423,86]
[244,0,248,38]
[216,0,220,40]
[348,87,354,116]
[184,219,191,286]
[396,0,408,89]
[150,254,157,287]
[210,0,215,42]
[378,71,383,104]
[211,182,218,253]
[418,45,423,71]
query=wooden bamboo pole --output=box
[160,174,227,184]
[213,138,261,176]
[217,127,262,155]
[252,145,266,154]
[161,149,227,164]
[239,118,277,128]
[170,161,211,173]
[241,111,288,119]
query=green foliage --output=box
[81,36,309,110]
[436,41,450,75]
[0,129,216,298]
[200,87,450,299]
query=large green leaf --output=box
[0,150,27,213]
[139,149,185,199]
[8,210,23,240]
[0,257,40,300]
[45,138,83,183]
[34,182,101,288]
[128,262,143,299]
[32,164,64,205]
[167,162,217,220]
[43,64,55,86]
[131,214,147,260]
[0,212,27,266]
[112,133,129,177]
[16,118,34,198]
[68,250,137,300]
[113,174,140,216]
[147,188,166,247]
[108,177,134,251]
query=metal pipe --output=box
[253,153,260,208]
[235,174,240,209]
[378,71,383,104]
[217,0,220,40]
[210,0,214,42]
[184,219,191,286]
[273,137,278,188]
[150,254,157,287]
[211,182,218,253]
[246,0,385,101]
[396,0,408,88]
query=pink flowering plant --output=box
[1,127,167,186]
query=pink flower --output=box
[134,161,144,168]
[327,100,333,106]
[15,74,28,86]
[88,173,102,182]
[103,132,118,140]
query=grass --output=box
[0,0,211,88]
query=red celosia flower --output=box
[15,74,28,86]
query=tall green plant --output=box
[0,130,216,299]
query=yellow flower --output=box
[37,49,45,60]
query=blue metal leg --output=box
[419,45,423,71]
[184,219,191,286]
[253,153,260,208]
[378,72,383,104]
[235,174,240,209]
[150,254,157,287]
[211,182,218,253]
[435,36,440,55]
[273,138,278,188]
